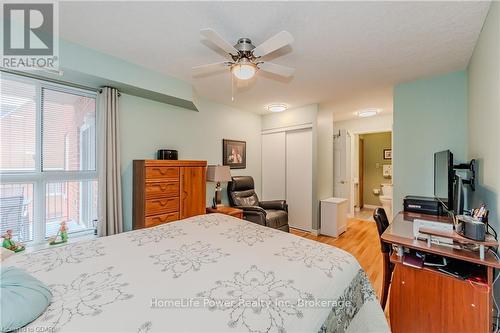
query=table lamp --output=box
[206,165,232,207]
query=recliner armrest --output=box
[235,205,267,215]
[233,206,267,226]
[259,200,288,212]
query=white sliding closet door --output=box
[286,129,312,231]
[262,132,286,200]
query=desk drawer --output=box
[145,212,179,227]
[146,167,179,180]
[145,197,179,215]
[145,181,179,198]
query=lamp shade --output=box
[206,165,232,183]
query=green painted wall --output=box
[2,36,196,109]
[59,40,192,102]
[393,70,468,214]
[361,132,392,206]
[119,94,262,231]
[468,2,500,235]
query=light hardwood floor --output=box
[291,218,383,302]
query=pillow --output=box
[0,247,14,261]
[0,266,53,332]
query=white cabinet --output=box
[320,197,348,237]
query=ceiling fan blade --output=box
[200,28,238,55]
[259,62,295,77]
[253,31,294,57]
[192,62,229,76]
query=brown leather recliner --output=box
[227,176,289,232]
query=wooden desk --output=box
[382,211,499,333]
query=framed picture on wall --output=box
[384,149,392,160]
[223,139,246,169]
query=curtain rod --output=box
[0,68,120,96]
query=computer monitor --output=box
[434,150,455,212]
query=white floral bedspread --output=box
[6,214,389,333]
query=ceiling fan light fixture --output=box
[355,108,381,118]
[267,104,288,113]
[231,62,256,80]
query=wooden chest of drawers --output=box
[133,160,207,229]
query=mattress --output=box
[5,213,389,333]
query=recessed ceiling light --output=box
[267,104,288,112]
[355,108,381,118]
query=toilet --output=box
[379,183,393,218]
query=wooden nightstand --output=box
[206,206,243,219]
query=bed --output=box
[5,214,389,333]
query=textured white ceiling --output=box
[59,1,490,116]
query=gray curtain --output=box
[98,87,123,236]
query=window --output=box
[0,73,98,243]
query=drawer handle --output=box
[155,215,169,222]
[154,168,174,176]
[160,184,167,190]
[157,199,174,206]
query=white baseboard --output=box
[310,229,319,236]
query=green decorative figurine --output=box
[49,221,68,245]
[2,229,25,252]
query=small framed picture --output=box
[384,149,392,160]
[223,139,246,169]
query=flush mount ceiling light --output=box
[355,108,381,118]
[267,104,288,112]
[230,59,257,80]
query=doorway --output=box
[354,131,392,220]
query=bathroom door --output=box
[333,129,351,211]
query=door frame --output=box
[351,128,393,213]
[358,136,364,209]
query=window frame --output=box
[0,72,98,244]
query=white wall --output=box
[333,114,393,134]
[468,2,500,232]
[316,108,334,213]
[120,94,262,231]
[262,104,318,131]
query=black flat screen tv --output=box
[434,150,455,211]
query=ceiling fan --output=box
[192,29,295,81]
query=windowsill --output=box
[24,230,98,253]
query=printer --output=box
[403,195,445,216]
